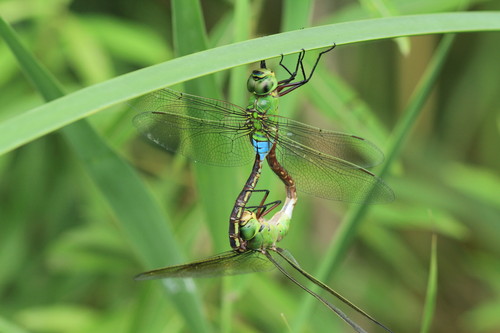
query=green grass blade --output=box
[360,0,411,54]
[171,0,237,256]
[171,3,246,333]
[420,234,438,333]
[172,0,208,58]
[282,0,313,31]
[291,33,456,332]
[0,18,63,101]
[228,0,251,105]
[0,17,209,333]
[1,12,500,155]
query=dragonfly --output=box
[134,48,394,331]
[133,45,395,215]
[135,188,393,333]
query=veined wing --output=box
[267,115,385,168]
[135,251,274,280]
[133,88,249,121]
[134,112,254,166]
[133,88,254,166]
[273,135,394,203]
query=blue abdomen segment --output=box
[252,138,272,160]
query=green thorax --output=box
[247,93,279,117]
[239,210,290,250]
[246,67,280,136]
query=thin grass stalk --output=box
[419,234,438,333]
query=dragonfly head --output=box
[247,67,278,96]
[239,210,260,241]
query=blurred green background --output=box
[1,0,499,332]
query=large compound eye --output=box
[239,211,259,241]
[247,69,278,95]
[247,75,256,92]
[254,75,278,95]
[254,79,272,95]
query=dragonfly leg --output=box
[254,188,271,217]
[246,199,282,219]
[241,189,269,206]
[278,49,306,85]
[277,44,336,96]
[258,200,281,219]
[243,188,282,218]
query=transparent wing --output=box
[134,88,248,120]
[273,136,394,203]
[135,251,274,280]
[269,116,384,168]
[132,89,254,166]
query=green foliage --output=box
[420,234,438,333]
[1,0,499,332]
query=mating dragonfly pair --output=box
[133,45,394,333]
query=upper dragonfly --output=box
[133,45,394,203]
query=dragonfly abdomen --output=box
[251,134,273,160]
[229,155,263,251]
[266,143,297,201]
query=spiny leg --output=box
[243,189,281,219]
[256,199,281,219]
[241,189,269,212]
[277,44,336,96]
[278,49,306,85]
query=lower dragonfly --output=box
[135,187,392,333]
